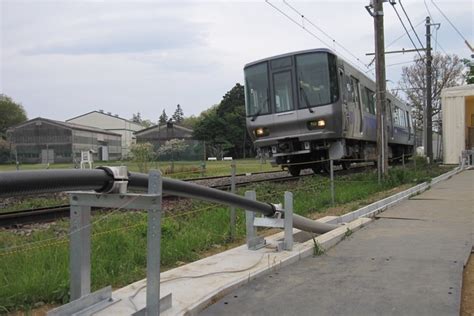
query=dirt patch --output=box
[461,253,474,316]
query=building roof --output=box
[134,123,193,136]
[441,84,474,98]
[66,110,145,128]
[9,117,121,136]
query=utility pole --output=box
[425,16,433,163]
[367,0,388,180]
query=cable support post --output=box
[47,168,172,316]
[245,190,294,251]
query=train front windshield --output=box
[245,52,339,117]
[245,62,270,117]
[296,53,339,108]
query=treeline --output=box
[134,83,254,159]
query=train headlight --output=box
[307,119,326,129]
[254,127,269,137]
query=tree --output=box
[193,83,253,159]
[462,58,474,84]
[172,104,184,123]
[158,109,168,125]
[156,139,188,158]
[131,112,142,124]
[130,142,154,173]
[397,53,465,132]
[180,115,199,129]
[0,94,27,138]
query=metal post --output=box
[146,170,162,315]
[245,191,265,250]
[370,0,388,178]
[426,16,433,163]
[200,161,206,177]
[283,192,293,251]
[69,203,91,301]
[402,152,405,168]
[330,159,335,206]
[230,161,236,241]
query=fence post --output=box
[200,161,206,177]
[284,191,293,250]
[146,170,162,315]
[230,161,236,241]
[69,203,91,300]
[402,152,405,168]
[330,159,335,206]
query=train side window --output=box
[367,88,376,114]
[406,110,411,129]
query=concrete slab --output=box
[94,216,370,316]
[202,170,473,316]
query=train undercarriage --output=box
[264,138,413,177]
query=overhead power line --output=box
[430,0,470,46]
[264,0,374,77]
[282,0,370,70]
[264,1,332,48]
[423,0,435,22]
[389,0,425,61]
[398,0,425,49]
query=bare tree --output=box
[397,53,465,132]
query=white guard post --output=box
[47,167,171,316]
[80,150,93,169]
[245,191,293,251]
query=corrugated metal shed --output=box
[441,84,474,164]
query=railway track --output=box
[0,164,373,227]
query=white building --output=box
[67,110,144,158]
[441,85,474,164]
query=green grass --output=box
[0,162,450,312]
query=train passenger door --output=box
[272,68,299,136]
[351,76,364,136]
[342,74,355,137]
[387,99,394,140]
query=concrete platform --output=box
[94,216,371,316]
[202,170,473,316]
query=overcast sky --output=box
[1,0,472,122]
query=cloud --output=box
[22,17,207,55]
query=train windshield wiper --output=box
[251,96,268,121]
[251,109,262,121]
[299,83,314,113]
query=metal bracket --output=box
[245,191,294,251]
[96,166,129,194]
[48,286,119,316]
[132,293,173,316]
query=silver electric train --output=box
[244,48,414,176]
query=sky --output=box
[1,0,472,122]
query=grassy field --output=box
[0,159,279,178]
[0,161,450,313]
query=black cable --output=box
[430,0,469,43]
[264,0,332,49]
[399,0,425,49]
[264,0,374,77]
[282,0,370,70]
[390,2,425,61]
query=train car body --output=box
[244,48,414,175]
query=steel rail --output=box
[0,169,338,234]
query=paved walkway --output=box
[202,170,474,316]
